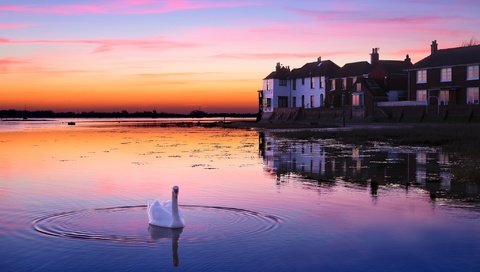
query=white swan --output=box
[147,186,185,228]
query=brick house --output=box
[406,41,480,106]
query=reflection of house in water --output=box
[259,132,465,196]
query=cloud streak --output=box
[0,36,198,53]
[0,23,34,29]
[0,0,258,15]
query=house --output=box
[259,58,339,115]
[261,63,291,113]
[289,57,340,109]
[327,48,412,118]
[328,61,372,108]
[352,50,413,117]
[406,41,480,106]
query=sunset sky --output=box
[1,0,479,113]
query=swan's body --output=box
[147,186,185,228]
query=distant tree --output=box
[462,38,480,47]
[189,110,208,118]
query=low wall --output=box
[260,105,480,124]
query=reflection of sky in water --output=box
[1,122,480,271]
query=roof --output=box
[334,61,372,78]
[263,67,290,80]
[412,45,480,69]
[356,77,386,97]
[264,60,340,80]
[289,60,340,79]
[376,60,412,74]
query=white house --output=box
[260,58,340,114]
[261,63,291,113]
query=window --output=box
[278,96,288,108]
[342,78,347,89]
[416,90,427,102]
[301,78,305,85]
[467,87,479,104]
[352,94,362,106]
[292,79,297,90]
[319,77,323,88]
[356,83,362,92]
[279,79,287,86]
[301,95,305,108]
[310,77,315,89]
[441,68,452,82]
[331,80,336,90]
[292,97,297,107]
[310,95,314,108]
[467,65,479,80]
[266,98,271,108]
[439,90,449,105]
[417,70,427,83]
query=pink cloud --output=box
[0,0,258,15]
[0,23,34,29]
[0,37,198,53]
[214,51,353,60]
[0,58,30,73]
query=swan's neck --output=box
[171,192,180,217]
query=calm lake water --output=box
[1,119,479,272]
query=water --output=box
[1,119,479,271]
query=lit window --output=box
[416,90,427,102]
[417,70,427,83]
[439,90,449,105]
[331,80,336,90]
[467,65,479,80]
[352,94,362,106]
[467,87,479,104]
[441,68,452,82]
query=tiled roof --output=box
[334,61,372,78]
[412,45,480,69]
[264,60,340,80]
[263,68,290,80]
[377,60,412,74]
[289,60,340,79]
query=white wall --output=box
[291,76,326,108]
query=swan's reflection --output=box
[148,225,183,267]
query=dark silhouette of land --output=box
[0,109,256,119]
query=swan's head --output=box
[172,186,179,194]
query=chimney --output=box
[370,48,379,65]
[405,54,411,63]
[276,62,281,72]
[317,56,321,62]
[431,40,438,54]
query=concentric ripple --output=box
[33,205,282,245]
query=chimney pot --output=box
[317,56,321,62]
[431,40,438,54]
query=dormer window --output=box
[441,67,452,82]
[417,70,427,83]
[467,65,479,80]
